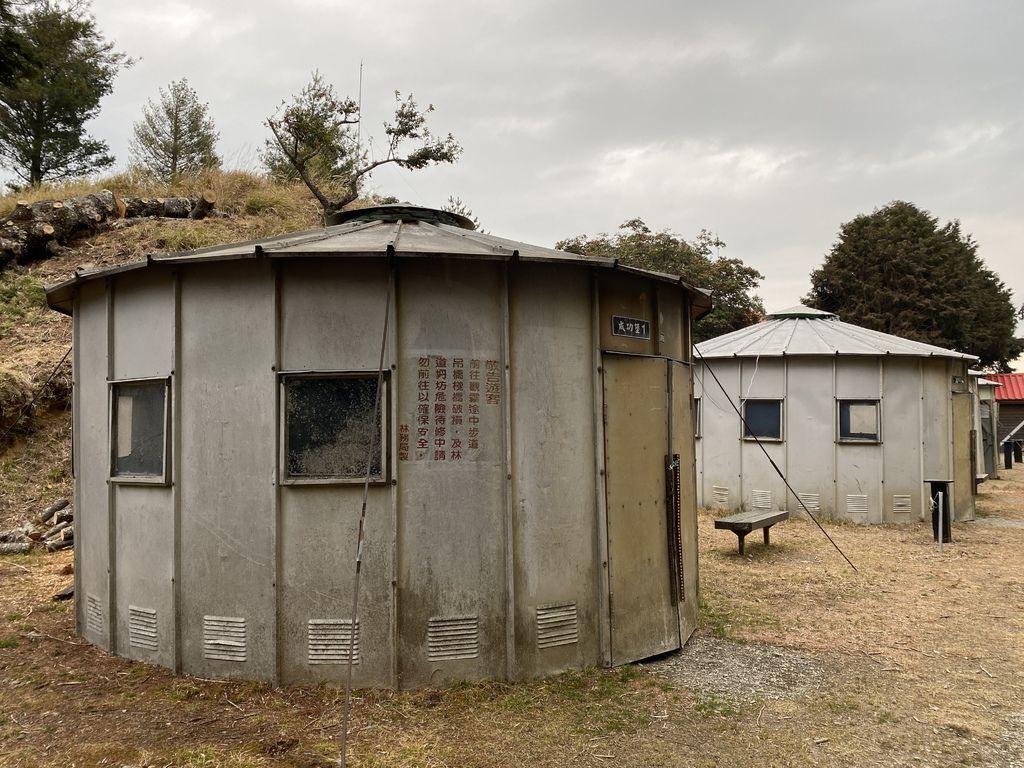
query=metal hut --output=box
[45,205,710,688]
[970,372,1001,481]
[694,305,978,524]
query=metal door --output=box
[602,354,680,664]
[952,392,975,520]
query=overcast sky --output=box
[84,0,1022,328]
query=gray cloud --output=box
[54,1,1024,343]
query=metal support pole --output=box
[1015,442,1023,463]
[1006,442,1014,470]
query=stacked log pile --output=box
[0,498,74,554]
[0,189,218,269]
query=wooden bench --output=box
[714,510,789,555]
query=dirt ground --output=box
[2,465,1023,767]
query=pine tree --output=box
[805,201,1017,370]
[130,78,220,182]
[557,219,764,342]
[264,72,461,218]
[0,1,130,186]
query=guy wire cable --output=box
[0,345,72,446]
[694,346,858,572]
[339,263,393,768]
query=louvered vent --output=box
[536,602,579,649]
[85,594,103,635]
[893,494,912,517]
[796,493,820,513]
[846,494,869,516]
[307,619,359,665]
[711,486,730,506]
[751,489,773,510]
[427,615,479,661]
[128,606,158,651]
[203,616,247,662]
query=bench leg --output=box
[737,532,746,556]
[763,526,771,547]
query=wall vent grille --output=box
[847,494,869,516]
[128,606,158,651]
[751,489,773,510]
[85,594,103,635]
[796,493,820,513]
[893,495,913,517]
[536,602,579,649]
[711,486,730,506]
[307,619,359,665]
[203,616,247,662]
[427,615,479,661]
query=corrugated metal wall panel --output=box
[277,261,394,687]
[509,264,598,679]
[179,262,277,680]
[75,283,111,649]
[396,260,507,688]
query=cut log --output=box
[43,520,71,540]
[0,529,28,542]
[61,526,73,542]
[39,499,70,525]
[188,190,216,220]
[0,541,31,555]
[1,190,212,268]
[55,509,73,525]
[46,539,72,552]
[53,582,75,601]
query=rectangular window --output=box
[742,399,783,441]
[693,397,702,438]
[282,373,386,482]
[111,379,169,482]
[838,399,880,442]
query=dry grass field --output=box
[2,465,1022,767]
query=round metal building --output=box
[46,206,710,688]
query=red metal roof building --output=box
[988,373,1024,401]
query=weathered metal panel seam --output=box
[501,261,516,681]
[591,272,612,667]
[172,270,182,672]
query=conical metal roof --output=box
[45,205,712,316]
[696,304,977,361]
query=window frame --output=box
[278,370,390,486]
[693,397,702,439]
[740,398,784,442]
[109,376,172,485]
[837,398,881,444]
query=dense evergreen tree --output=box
[130,78,220,181]
[264,72,461,218]
[805,201,1018,370]
[556,219,764,342]
[0,1,130,186]
[0,0,31,87]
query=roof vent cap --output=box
[766,304,838,320]
[325,204,476,230]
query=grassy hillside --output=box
[0,170,332,528]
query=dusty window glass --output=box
[112,380,167,478]
[742,399,782,440]
[285,376,384,479]
[838,400,879,441]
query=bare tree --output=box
[264,71,461,218]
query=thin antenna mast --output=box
[356,60,364,155]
